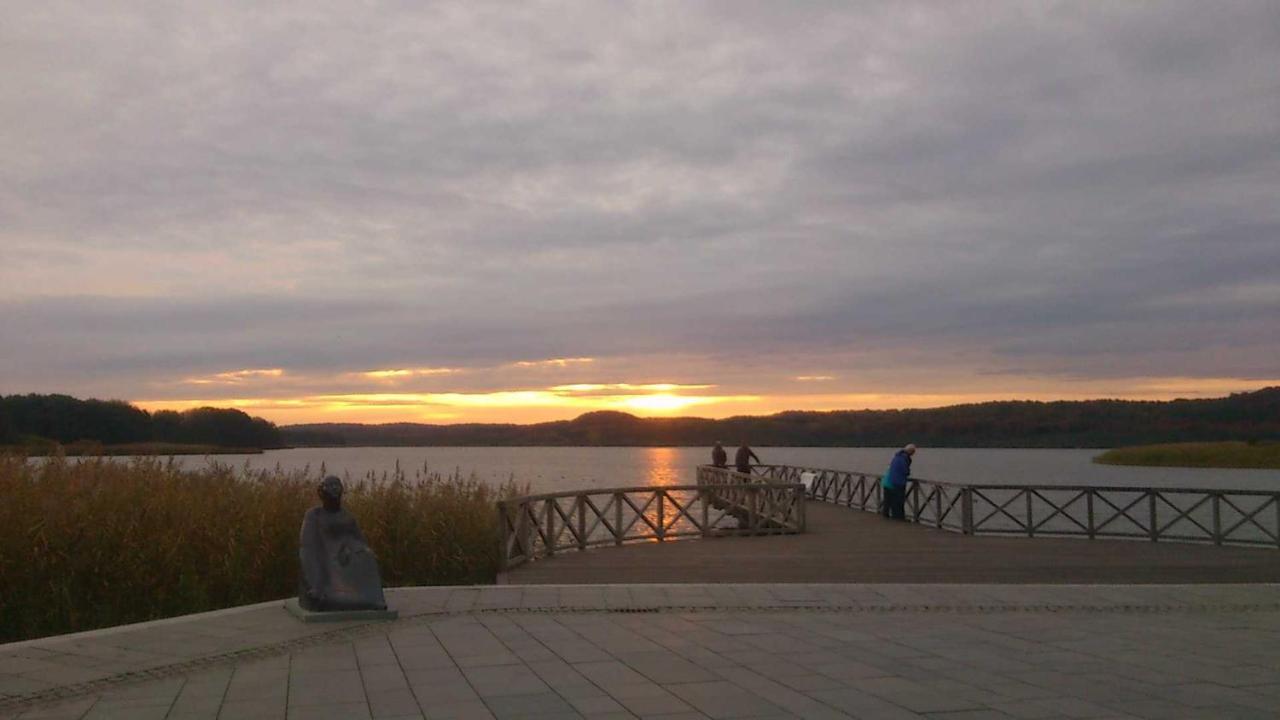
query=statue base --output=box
[283,598,398,623]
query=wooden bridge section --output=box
[501,464,1280,585]
[496,470,805,571]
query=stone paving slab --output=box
[2,584,1280,718]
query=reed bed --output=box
[1094,441,1280,469]
[0,454,519,642]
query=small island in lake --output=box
[1094,441,1280,469]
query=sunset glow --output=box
[129,373,1280,425]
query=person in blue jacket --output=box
[880,444,917,520]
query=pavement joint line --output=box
[4,599,1280,712]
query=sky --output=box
[2,1,1279,425]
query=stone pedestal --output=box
[283,598,398,623]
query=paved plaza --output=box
[3,584,1279,719]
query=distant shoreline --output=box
[279,387,1280,448]
[9,442,265,457]
[1093,442,1280,469]
[277,442,1113,449]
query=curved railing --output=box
[752,464,1280,548]
[497,470,805,570]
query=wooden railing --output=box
[497,472,805,570]
[752,464,1280,548]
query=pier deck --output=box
[505,500,1280,585]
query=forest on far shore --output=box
[284,387,1280,449]
[0,394,283,450]
[3,387,1278,451]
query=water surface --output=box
[136,446,1278,493]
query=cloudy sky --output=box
[2,1,1278,424]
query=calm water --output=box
[137,446,1278,493]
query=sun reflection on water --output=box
[644,447,683,487]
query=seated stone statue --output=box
[298,476,388,612]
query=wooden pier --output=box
[501,464,1280,585]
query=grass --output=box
[1093,441,1280,469]
[0,453,520,643]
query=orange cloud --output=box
[357,367,459,380]
[549,383,715,393]
[181,368,284,385]
[509,357,595,368]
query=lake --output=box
[134,446,1278,493]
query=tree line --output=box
[0,394,283,449]
[282,387,1280,448]
[5,388,1275,450]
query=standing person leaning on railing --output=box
[735,442,760,474]
[712,441,728,468]
[880,444,916,520]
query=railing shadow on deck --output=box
[752,464,1280,549]
[497,469,805,571]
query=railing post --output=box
[1086,490,1095,539]
[614,492,624,546]
[1026,490,1034,538]
[577,497,588,550]
[749,488,759,532]
[910,481,920,522]
[657,490,666,541]
[520,502,532,560]
[1274,493,1280,549]
[1212,493,1222,545]
[700,486,710,537]
[961,487,974,535]
[1148,491,1159,542]
[935,484,943,528]
[797,485,807,532]
[545,499,556,556]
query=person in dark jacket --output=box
[880,444,916,520]
[711,441,728,468]
[735,442,760,475]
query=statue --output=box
[297,476,389,612]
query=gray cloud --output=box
[2,1,1279,407]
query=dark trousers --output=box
[881,485,906,520]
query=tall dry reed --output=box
[0,454,518,642]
